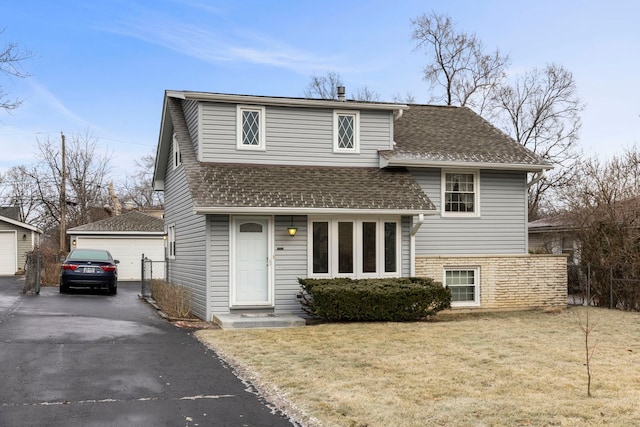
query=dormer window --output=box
[237,105,266,150]
[333,110,360,153]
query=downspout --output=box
[527,169,546,188]
[410,214,424,277]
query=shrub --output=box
[149,279,194,319]
[299,277,451,322]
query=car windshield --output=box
[68,250,111,262]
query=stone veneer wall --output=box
[415,254,567,309]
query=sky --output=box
[0,0,639,181]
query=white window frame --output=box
[172,133,182,169]
[167,224,176,260]
[333,110,360,153]
[441,170,480,217]
[236,105,266,151]
[307,216,401,278]
[444,267,480,307]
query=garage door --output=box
[76,237,165,281]
[0,232,17,275]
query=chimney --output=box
[337,86,346,101]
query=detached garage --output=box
[67,211,165,281]
[0,213,42,276]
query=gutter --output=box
[527,169,546,188]
[409,211,440,277]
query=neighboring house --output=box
[528,215,578,264]
[0,212,42,275]
[67,211,165,280]
[152,90,568,323]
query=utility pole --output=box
[59,132,66,255]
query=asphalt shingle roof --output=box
[385,104,549,167]
[68,211,164,233]
[167,98,435,212]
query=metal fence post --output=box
[141,253,151,298]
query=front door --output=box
[233,217,271,306]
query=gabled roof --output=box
[0,215,42,234]
[0,206,20,221]
[67,211,164,235]
[165,97,434,215]
[383,105,551,171]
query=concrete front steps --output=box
[213,312,306,329]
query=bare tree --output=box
[0,29,33,112]
[119,153,164,210]
[304,71,380,101]
[0,165,40,222]
[22,131,113,247]
[411,12,509,115]
[491,64,584,219]
[562,147,640,309]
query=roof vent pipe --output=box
[337,86,346,101]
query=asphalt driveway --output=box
[0,277,295,427]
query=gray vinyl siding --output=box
[182,99,199,155]
[274,215,307,314]
[199,102,393,167]
[208,215,230,314]
[411,168,528,255]
[164,138,208,320]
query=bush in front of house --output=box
[298,277,451,321]
[149,279,194,319]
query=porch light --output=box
[287,216,297,238]
[72,239,77,246]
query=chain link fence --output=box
[141,254,166,298]
[568,263,640,310]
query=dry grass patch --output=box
[149,279,193,319]
[196,307,640,427]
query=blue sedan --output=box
[60,249,119,295]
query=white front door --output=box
[233,217,271,306]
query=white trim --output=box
[194,206,435,216]
[333,110,360,153]
[379,156,551,172]
[441,170,480,218]
[167,223,176,260]
[236,105,266,151]
[0,215,42,233]
[167,90,408,111]
[172,133,182,169]
[307,216,401,279]
[69,231,164,236]
[0,230,18,274]
[229,216,274,308]
[444,266,481,307]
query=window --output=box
[442,171,479,216]
[172,133,182,169]
[237,105,266,150]
[445,268,479,307]
[333,110,360,153]
[167,224,176,259]
[309,217,400,278]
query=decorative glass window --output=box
[237,105,266,150]
[167,224,176,259]
[443,171,479,216]
[445,268,480,306]
[172,133,182,169]
[308,217,399,278]
[333,110,360,153]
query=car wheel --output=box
[109,284,117,295]
[60,283,68,293]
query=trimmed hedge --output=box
[298,277,451,321]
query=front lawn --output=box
[195,307,640,426]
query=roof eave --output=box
[381,157,552,172]
[193,206,437,216]
[0,215,42,233]
[152,94,172,188]
[67,230,165,236]
[167,90,408,111]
